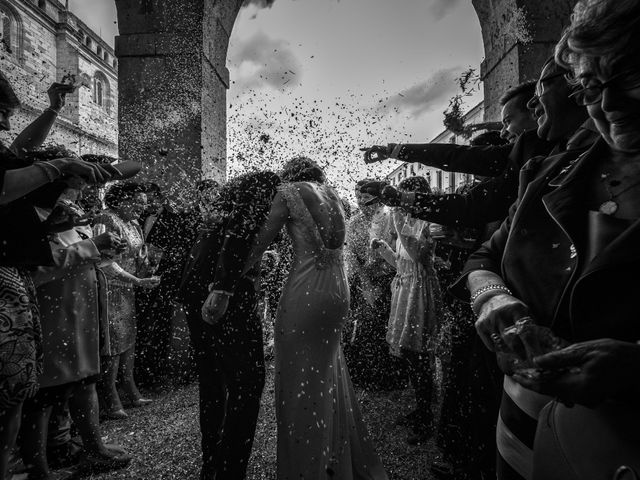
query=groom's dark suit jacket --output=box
[178,171,281,307]
[177,171,280,480]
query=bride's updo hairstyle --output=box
[280,156,326,184]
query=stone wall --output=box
[0,0,117,157]
[115,0,244,196]
[473,0,576,121]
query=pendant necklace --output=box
[600,173,640,215]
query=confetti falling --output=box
[92,365,442,480]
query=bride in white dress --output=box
[246,158,388,480]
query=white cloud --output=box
[229,31,302,91]
[428,0,464,21]
[377,67,462,118]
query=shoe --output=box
[104,408,128,420]
[103,443,126,455]
[130,397,153,408]
[75,450,132,476]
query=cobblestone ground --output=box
[92,362,438,480]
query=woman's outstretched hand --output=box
[360,144,396,163]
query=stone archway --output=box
[114,0,244,193]
[114,0,576,189]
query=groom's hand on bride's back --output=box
[201,291,231,325]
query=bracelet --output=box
[45,107,60,115]
[41,160,62,177]
[33,161,61,183]
[470,284,512,313]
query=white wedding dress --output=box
[250,181,388,480]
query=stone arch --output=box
[113,0,576,187]
[0,0,24,62]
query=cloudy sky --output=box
[68,0,484,191]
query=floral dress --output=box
[0,146,43,410]
[94,210,147,356]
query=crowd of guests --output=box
[357,1,640,479]
[1,0,639,479]
[0,69,221,478]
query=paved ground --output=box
[92,361,439,479]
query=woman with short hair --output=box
[95,182,160,419]
[458,0,640,478]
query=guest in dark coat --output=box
[454,2,640,477]
[0,74,116,480]
[135,181,209,388]
[178,171,280,480]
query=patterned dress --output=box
[94,211,146,356]
[0,267,43,409]
[0,146,45,410]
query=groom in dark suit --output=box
[178,172,280,480]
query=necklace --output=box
[599,173,640,215]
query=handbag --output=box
[532,401,640,480]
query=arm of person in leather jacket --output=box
[404,159,520,227]
[390,142,512,177]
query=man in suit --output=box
[178,172,280,480]
[134,182,207,388]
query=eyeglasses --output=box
[535,72,568,98]
[569,71,640,106]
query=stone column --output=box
[472,0,576,121]
[114,0,243,195]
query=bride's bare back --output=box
[295,181,346,250]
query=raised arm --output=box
[363,142,511,177]
[10,83,75,157]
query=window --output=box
[1,11,11,53]
[103,52,109,62]
[97,45,102,57]
[95,79,103,106]
[436,171,443,191]
[0,3,22,59]
[85,36,92,49]
[449,172,456,192]
[112,59,117,69]
[93,72,110,112]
